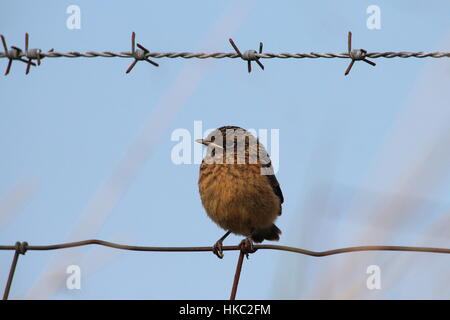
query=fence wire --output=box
[1,240,450,300]
[1,32,450,75]
[2,30,450,300]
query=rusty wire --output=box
[1,240,450,300]
[1,31,450,75]
[230,251,246,300]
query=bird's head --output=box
[195,126,249,150]
[196,126,274,174]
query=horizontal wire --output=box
[2,32,450,76]
[3,240,449,300]
[2,51,450,59]
[1,240,449,257]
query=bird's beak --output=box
[196,139,209,145]
[196,139,224,150]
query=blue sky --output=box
[1,0,450,299]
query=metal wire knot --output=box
[229,38,265,73]
[1,35,36,75]
[349,49,367,60]
[242,50,258,61]
[345,31,376,76]
[24,33,53,75]
[14,241,28,255]
[126,32,159,74]
[0,33,54,75]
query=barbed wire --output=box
[2,29,450,300]
[1,239,450,300]
[1,31,450,76]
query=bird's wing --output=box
[266,174,284,215]
[257,141,284,214]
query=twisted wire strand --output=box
[1,51,450,59]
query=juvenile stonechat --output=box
[196,126,283,258]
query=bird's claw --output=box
[239,237,256,259]
[213,240,224,259]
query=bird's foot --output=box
[239,237,257,259]
[213,240,225,259]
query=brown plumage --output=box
[197,126,283,258]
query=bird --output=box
[196,126,283,258]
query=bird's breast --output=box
[198,163,280,236]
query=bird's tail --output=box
[251,224,281,243]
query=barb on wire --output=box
[23,33,53,75]
[1,31,450,76]
[344,31,376,75]
[126,32,159,74]
[229,38,265,73]
[0,33,54,75]
[1,239,450,300]
[1,35,36,75]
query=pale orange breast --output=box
[198,163,280,236]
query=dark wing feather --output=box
[266,174,283,215]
